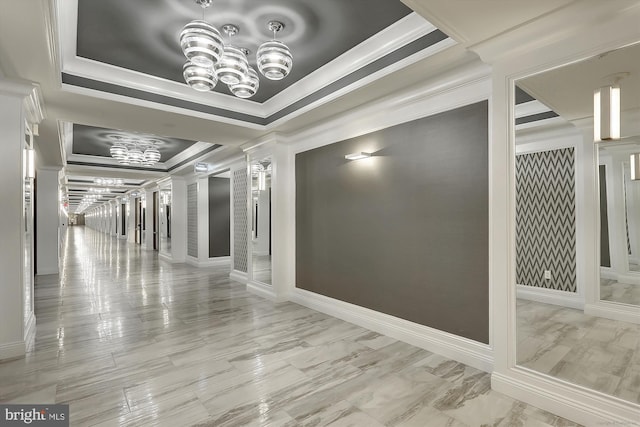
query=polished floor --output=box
[517,299,640,404]
[0,227,583,426]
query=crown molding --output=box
[469,1,640,66]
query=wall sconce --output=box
[258,170,266,191]
[345,152,371,160]
[194,162,210,174]
[594,85,621,141]
[24,148,35,179]
[631,153,640,181]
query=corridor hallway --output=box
[0,227,581,426]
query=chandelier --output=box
[95,178,124,186]
[108,136,162,166]
[179,0,293,99]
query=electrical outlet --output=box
[544,270,551,280]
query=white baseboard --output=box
[186,256,231,268]
[492,370,640,426]
[158,252,172,263]
[247,280,278,301]
[289,288,493,373]
[584,302,640,324]
[0,340,25,361]
[516,284,584,310]
[36,267,59,276]
[229,270,248,284]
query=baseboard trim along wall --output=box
[185,256,231,268]
[516,284,584,310]
[290,288,493,373]
[0,340,25,361]
[229,270,248,284]
[492,370,640,426]
[584,302,640,325]
[247,281,278,301]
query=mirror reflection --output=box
[159,188,171,255]
[251,158,272,285]
[514,42,640,405]
[599,143,640,305]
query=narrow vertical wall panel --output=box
[209,177,231,257]
[232,169,248,273]
[187,183,198,258]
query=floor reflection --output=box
[252,254,271,285]
[0,227,583,426]
[517,299,640,404]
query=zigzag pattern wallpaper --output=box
[516,148,577,292]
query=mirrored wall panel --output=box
[250,158,272,285]
[514,42,640,405]
[159,188,171,255]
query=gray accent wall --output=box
[516,148,577,292]
[187,183,198,258]
[209,177,231,258]
[296,101,489,344]
[233,169,248,273]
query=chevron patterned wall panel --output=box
[232,169,248,273]
[516,148,576,292]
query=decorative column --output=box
[0,79,44,360]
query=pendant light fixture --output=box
[230,50,260,99]
[214,24,249,86]
[183,61,218,92]
[178,1,293,98]
[257,21,293,81]
[179,0,224,68]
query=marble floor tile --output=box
[0,228,584,426]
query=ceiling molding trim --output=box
[61,74,267,127]
[283,58,491,153]
[259,13,443,114]
[515,111,559,126]
[163,141,218,169]
[515,100,552,119]
[167,144,223,172]
[66,160,166,172]
[469,1,640,65]
[265,30,453,127]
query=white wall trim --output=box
[35,268,59,276]
[158,252,172,263]
[247,281,279,302]
[0,341,25,361]
[584,302,640,325]
[516,285,584,310]
[290,288,493,373]
[229,270,248,285]
[492,370,640,426]
[185,256,230,268]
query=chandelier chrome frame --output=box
[108,136,162,167]
[179,0,293,99]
